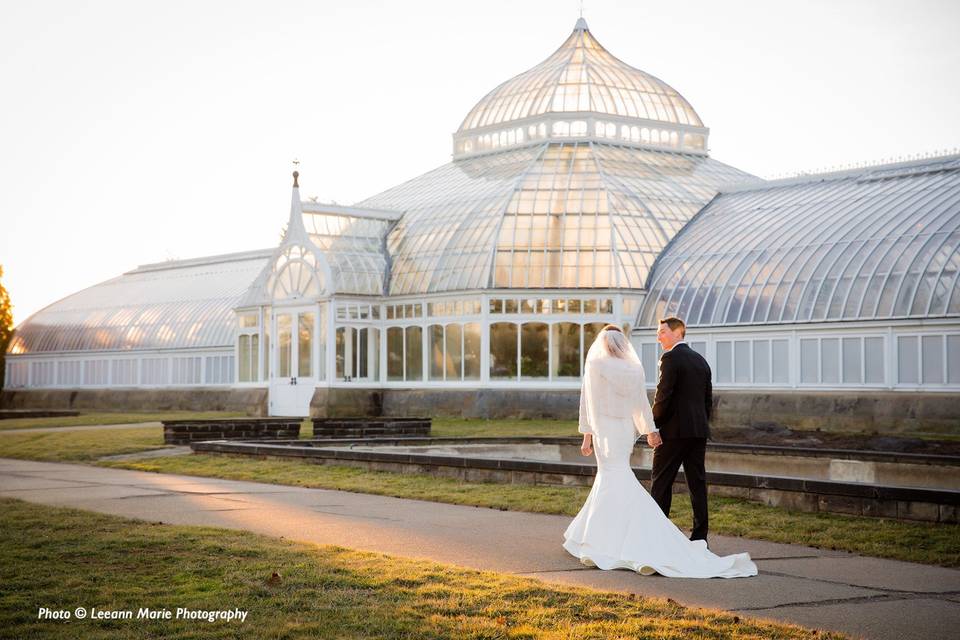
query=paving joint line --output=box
[759,569,959,596]
[732,590,960,613]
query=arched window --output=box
[551,322,581,378]
[489,322,518,379]
[387,326,404,381]
[405,325,422,381]
[521,322,548,378]
[445,322,463,380]
[428,323,444,380]
[269,245,323,301]
[464,322,481,380]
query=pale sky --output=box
[2,0,958,326]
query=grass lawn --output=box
[0,496,844,639]
[0,425,167,462]
[0,411,247,431]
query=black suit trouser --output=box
[650,437,708,542]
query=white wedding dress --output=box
[562,328,758,579]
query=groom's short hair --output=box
[659,316,686,337]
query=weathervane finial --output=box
[292,158,300,187]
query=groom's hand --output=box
[646,432,662,448]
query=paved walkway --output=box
[1,457,957,640]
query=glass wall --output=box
[335,326,379,382]
[520,322,548,377]
[237,311,260,383]
[406,326,423,381]
[550,322,581,378]
[426,322,481,381]
[489,322,518,379]
[489,320,609,381]
[278,314,292,378]
[631,329,960,389]
[387,327,404,381]
[298,313,314,378]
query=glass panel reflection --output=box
[278,314,291,378]
[490,322,518,379]
[551,322,581,378]
[298,312,313,378]
[520,322,548,378]
[405,326,422,381]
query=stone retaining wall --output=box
[312,417,431,438]
[0,388,268,415]
[373,388,960,432]
[163,418,301,445]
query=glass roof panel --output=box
[8,250,271,354]
[357,142,756,294]
[640,156,960,327]
[303,211,393,296]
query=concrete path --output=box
[1,457,957,640]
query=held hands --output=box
[646,432,663,449]
[580,434,593,456]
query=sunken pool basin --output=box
[190,436,960,523]
[326,440,958,491]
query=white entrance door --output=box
[269,306,317,416]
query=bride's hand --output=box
[581,435,593,456]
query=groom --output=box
[646,316,712,544]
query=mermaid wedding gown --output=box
[562,334,757,579]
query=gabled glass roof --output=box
[640,155,960,327]
[458,18,703,133]
[302,205,395,296]
[8,250,271,354]
[357,143,756,295]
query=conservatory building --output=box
[4,18,959,420]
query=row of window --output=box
[490,297,614,314]
[636,333,960,387]
[384,321,608,382]
[367,297,616,321]
[455,119,704,156]
[5,355,235,388]
[335,303,380,321]
[387,301,485,320]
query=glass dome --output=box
[454,18,707,159]
[358,142,755,295]
[640,155,960,327]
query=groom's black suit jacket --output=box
[652,343,713,440]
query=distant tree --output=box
[0,265,12,390]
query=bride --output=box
[562,325,758,578]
